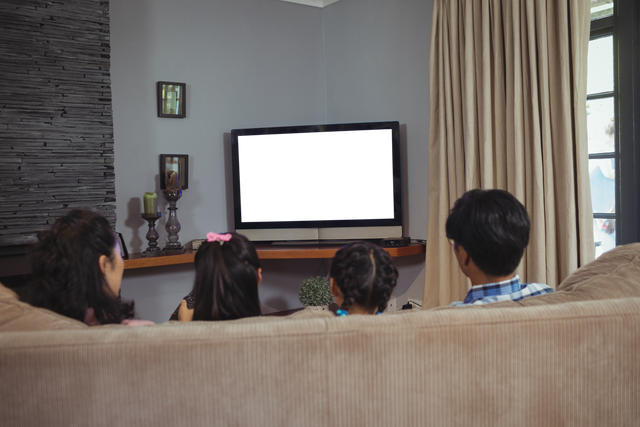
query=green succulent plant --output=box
[298,276,334,307]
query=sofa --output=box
[1,244,639,427]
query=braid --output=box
[330,241,398,313]
[341,296,356,312]
[363,249,376,309]
[376,256,397,313]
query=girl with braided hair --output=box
[329,241,398,316]
[171,232,262,321]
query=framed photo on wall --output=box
[157,81,186,118]
[160,154,189,189]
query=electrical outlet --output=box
[386,297,397,312]
[407,299,422,309]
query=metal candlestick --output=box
[141,212,162,257]
[162,188,186,255]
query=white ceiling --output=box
[280,0,341,8]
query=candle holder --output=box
[141,212,162,258]
[162,188,186,255]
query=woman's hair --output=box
[192,232,262,321]
[19,209,135,324]
[329,241,398,313]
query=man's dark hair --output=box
[445,189,530,277]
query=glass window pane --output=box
[593,218,616,258]
[591,0,613,20]
[589,158,615,213]
[586,97,614,154]
[587,35,613,94]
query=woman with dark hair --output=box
[18,209,151,326]
[329,241,398,316]
[171,232,262,321]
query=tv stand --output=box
[123,243,425,269]
[270,239,376,247]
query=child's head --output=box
[329,241,398,314]
[192,232,262,321]
[445,189,530,277]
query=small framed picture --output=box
[160,154,189,189]
[157,81,186,118]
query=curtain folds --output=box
[424,0,594,308]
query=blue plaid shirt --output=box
[449,275,554,306]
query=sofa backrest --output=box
[1,296,638,427]
[1,244,639,426]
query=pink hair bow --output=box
[206,232,232,245]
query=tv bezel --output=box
[230,121,403,239]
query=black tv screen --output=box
[231,121,403,242]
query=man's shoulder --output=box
[450,280,553,306]
[520,282,554,296]
[522,282,554,291]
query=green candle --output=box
[143,192,157,214]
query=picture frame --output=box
[160,154,189,189]
[157,81,186,118]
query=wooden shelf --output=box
[124,250,196,270]
[253,243,426,259]
[124,243,425,270]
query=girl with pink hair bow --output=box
[170,232,262,321]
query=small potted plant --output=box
[298,276,334,310]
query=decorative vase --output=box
[141,212,162,257]
[162,188,186,255]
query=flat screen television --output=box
[230,121,403,243]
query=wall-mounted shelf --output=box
[124,243,426,270]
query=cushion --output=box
[436,243,640,310]
[0,282,87,332]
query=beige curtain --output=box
[424,0,595,308]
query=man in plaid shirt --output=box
[447,189,554,306]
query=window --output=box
[587,0,640,255]
[587,2,615,257]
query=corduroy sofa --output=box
[1,244,639,427]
